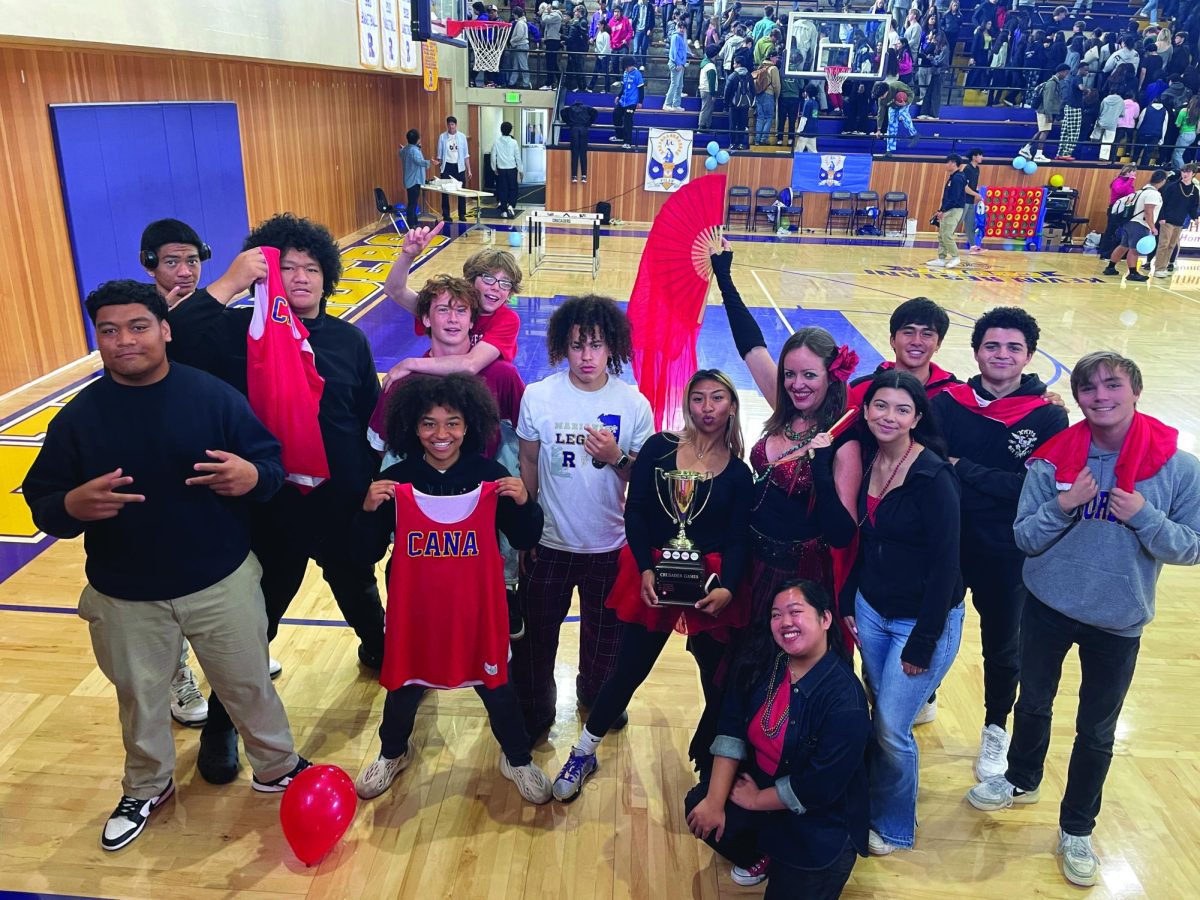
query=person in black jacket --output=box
[685,579,870,896]
[22,281,308,852]
[1151,163,1200,276]
[840,370,964,855]
[560,98,598,182]
[930,308,1068,784]
[352,374,554,805]
[166,214,386,785]
[550,370,754,802]
[565,6,591,91]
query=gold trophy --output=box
[653,469,715,606]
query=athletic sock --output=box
[573,728,603,757]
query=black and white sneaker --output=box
[101,780,174,851]
[252,756,312,793]
[508,587,525,641]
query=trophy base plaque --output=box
[654,548,707,606]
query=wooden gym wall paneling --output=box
[547,149,1115,235]
[0,42,449,395]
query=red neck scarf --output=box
[1028,411,1178,491]
[945,382,1049,427]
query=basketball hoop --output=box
[824,65,850,96]
[446,20,512,72]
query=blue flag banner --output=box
[791,152,873,194]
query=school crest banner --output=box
[791,152,872,193]
[644,127,693,193]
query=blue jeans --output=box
[754,93,776,143]
[665,63,685,108]
[1136,0,1157,24]
[857,594,964,848]
[633,31,650,69]
[1172,130,1197,169]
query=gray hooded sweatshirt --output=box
[1015,443,1200,637]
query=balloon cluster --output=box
[704,141,731,172]
[1011,154,1039,176]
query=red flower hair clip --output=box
[828,345,859,383]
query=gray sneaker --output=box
[356,740,419,799]
[169,664,208,727]
[1057,829,1100,887]
[499,755,552,804]
[967,775,1041,811]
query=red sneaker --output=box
[731,856,770,886]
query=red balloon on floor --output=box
[280,764,358,865]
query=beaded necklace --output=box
[858,439,916,527]
[760,653,793,738]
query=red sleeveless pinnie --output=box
[380,482,508,691]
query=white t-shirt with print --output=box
[517,369,653,553]
[1132,186,1162,227]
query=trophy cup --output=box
[653,469,715,606]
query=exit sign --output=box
[505,92,521,103]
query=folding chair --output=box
[752,187,779,231]
[882,191,909,237]
[826,190,854,234]
[374,187,408,236]
[726,185,752,229]
[852,191,880,233]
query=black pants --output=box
[588,55,611,92]
[775,96,801,144]
[206,488,386,733]
[567,52,587,90]
[1006,594,1141,836]
[495,167,518,211]
[614,103,637,143]
[585,622,726,774]
[440,162,468,220]
[962,548,1026,730]
[729,106,749,146]
[684,783,858,899]
[569,130,590,177]
[379,674,533,767]
[544,39,561,85]
[406,183,421,228]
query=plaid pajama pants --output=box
[509,545,624,733]
[1058,106,1082,157]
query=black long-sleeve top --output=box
[355,453,543,565]
[22,364,283,601]
[840,448,963,669]
[931,375,1067,555]
[624,432,753,593]
[168,299,382,498]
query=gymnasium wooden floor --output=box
[1,223,1198,900]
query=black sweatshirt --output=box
[1158,178,1200,227]
[22,365,284,601]
[931,375,1068,555]
[168,301,382,497]
[840,448,963,669]
[624,432,753,593]
[355,454,544,565]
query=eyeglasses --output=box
[478,273,515,292]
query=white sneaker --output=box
[356,741,418,799]
[926,258,946,268]
[499,755,552,804]
[730,856,769,885]
[944,257,961,269]
[1057,829,1100,887]
[1034,152,1051,163]
[868,829,900,855]
[169,665,208,727]
[1153,269,1169,278]
[975,724,1010,782]
[966,775,1041,811]
[101,781,175,851]
[1018,144,1033,158]
[268,656,282,679]
[912,698,937,725]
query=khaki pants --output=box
[938,207,964,259]
[1154,221,1183,270]
[79,554,297,799]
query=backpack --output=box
[1110,189,1144,223]
[1029,79,1050,110]
[752,64,773,95]
[731,72,753,108]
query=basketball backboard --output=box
[784,13,891,80]
[412,0,468,47]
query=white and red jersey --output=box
[380,482,508,691]
[246,246,329,490]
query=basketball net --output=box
[824,65,850,96]
[446,20,512,72]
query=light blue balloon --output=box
[1023,160,1038,176]
[716,149,730,165]
[1136,234,1156,255]
[707,140,720,156]
[1012,156,1026,169]
[705,157,718,171]
[508,231,522,247]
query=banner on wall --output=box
[423,42,439,92]
[791,152,872,193]
[643,127,693,193]
[358,0,382,67]
[381,0,401,71]
[398,0,419,73]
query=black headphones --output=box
[140,241,212,270]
